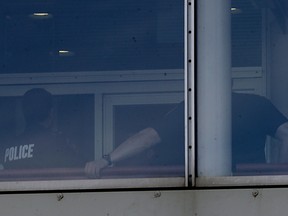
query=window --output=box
[0,0,186,189]
[197,0,288,186]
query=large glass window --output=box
[0,0,185,185]
[197,0,288,182]
[231,0,288,177]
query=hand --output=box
[85,158,109,178]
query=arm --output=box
[275,122,288,163]
[85,127,161,178]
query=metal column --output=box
[197,0,232,176]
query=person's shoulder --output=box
[233,92,269,104]
[233,92,265,99]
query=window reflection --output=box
[231,0,288,176]
[0,0,184,73]
[0,0,185,181]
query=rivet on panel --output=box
[57,193,64,201]
[252,190,259,198]
[154,191,162,198]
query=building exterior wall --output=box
[0,188,288,216]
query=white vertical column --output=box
[197,0,232,176]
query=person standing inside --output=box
[1,88,82,169]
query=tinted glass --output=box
[0,0,185,181]
[0,0,183,73]
[232,0,288,176]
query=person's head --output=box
[22,88,53,126]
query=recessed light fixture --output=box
[231,7,242,14]
[58,50,75,57]
[29,12,53,19]
[34,12,49,16]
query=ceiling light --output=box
[231,7,242,14]
[58,50,75,57]
[29,12,53,19]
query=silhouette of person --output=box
[1,88,82,169]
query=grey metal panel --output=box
[0,188,288,216]
[0,190,190,216]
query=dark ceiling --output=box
[0,0,184,74]
[1,0,286,73]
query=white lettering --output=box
[28,144,34,158]
[9,147,14,161]
[4,144,35,163]
[19,145,22,159]
[13,146,19,160]
[22,145,28,159]
[4,149,9,162]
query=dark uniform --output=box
[151,93,287,169]
[1,88,83,170]
[232,93,288,168]
[2,124,81,169]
